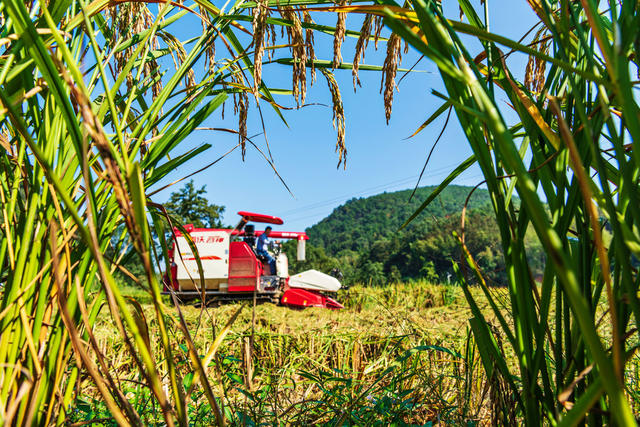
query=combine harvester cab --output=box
[163,211,343,309]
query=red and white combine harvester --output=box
[163,211,343,309]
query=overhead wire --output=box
[280,162,484,224]
[277,160,465,217]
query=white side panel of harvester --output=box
[275,253,288,277]
[288,270,341,292]
[175,230,230,290]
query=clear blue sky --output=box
[148,1,537,232]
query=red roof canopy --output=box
[236,230,308,240]
[237,211,284,225]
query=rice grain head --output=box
[524,53,535,92]
[108,3,161,96]
[238,92,248,160]
[267,24,277,61]
[321,69,346,169]
[303,10,316,85]
[200,6,216,75]
[373,16,384,49]
[252,0,269,97]
[332,0,348,68]
[352,14,373,91]
[231,69,249,159]
[525,29,549,95]
[533,39,550,94]
[279,6,307,106]
[380,32,402,124]
[158,31,195,92]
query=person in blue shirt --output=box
[256,226,277,275]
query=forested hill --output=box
[306,185,492,255]
[286,184,541,286]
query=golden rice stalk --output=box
[279,6,307,106]
[524,52,535,91]
[532,39,550,94]
[373,16,384,49]
[380,32,402,124]
[321,68,346,169]
[252,0,269,96]
[352,14,373,90]
[107,3,161,95]
[158,31,195,92]
[231,70,249,159]
[525,29,550,95]
[239,93,248,160]
[266,24,276,61]
[303,10,316,85]
[332,0,348,68]
[200,6,216,75]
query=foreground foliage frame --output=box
[3,0,640,425]
[366,0,640,424]
[0,0,362,424]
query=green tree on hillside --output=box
[285,242,340,274]
[164,180,225,229]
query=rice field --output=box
[72,282,496,425]
[69,280,640,425]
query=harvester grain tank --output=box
[163,211,343,309]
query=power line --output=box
[276,161,464,218]
[283,165,484,224]
[277,175,420,216]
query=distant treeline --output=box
[286,185,545,286]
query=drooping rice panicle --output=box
[267,23,276,61]
[279,6,307,106]
[200,6,216,75]
[229,67,249,159]
[303,9,317,85]
[321,68,346,169]
[373,16,384,49]
[238,93,248,160]
[524,54,535,92]
[380,32,402,124]
[252,0,269,96]
[332,0,347,68]
[107,2,161,95]
[524,29,542,92]
[158,31,195,92]
[532,38,549,94]
[352,14,373,90]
